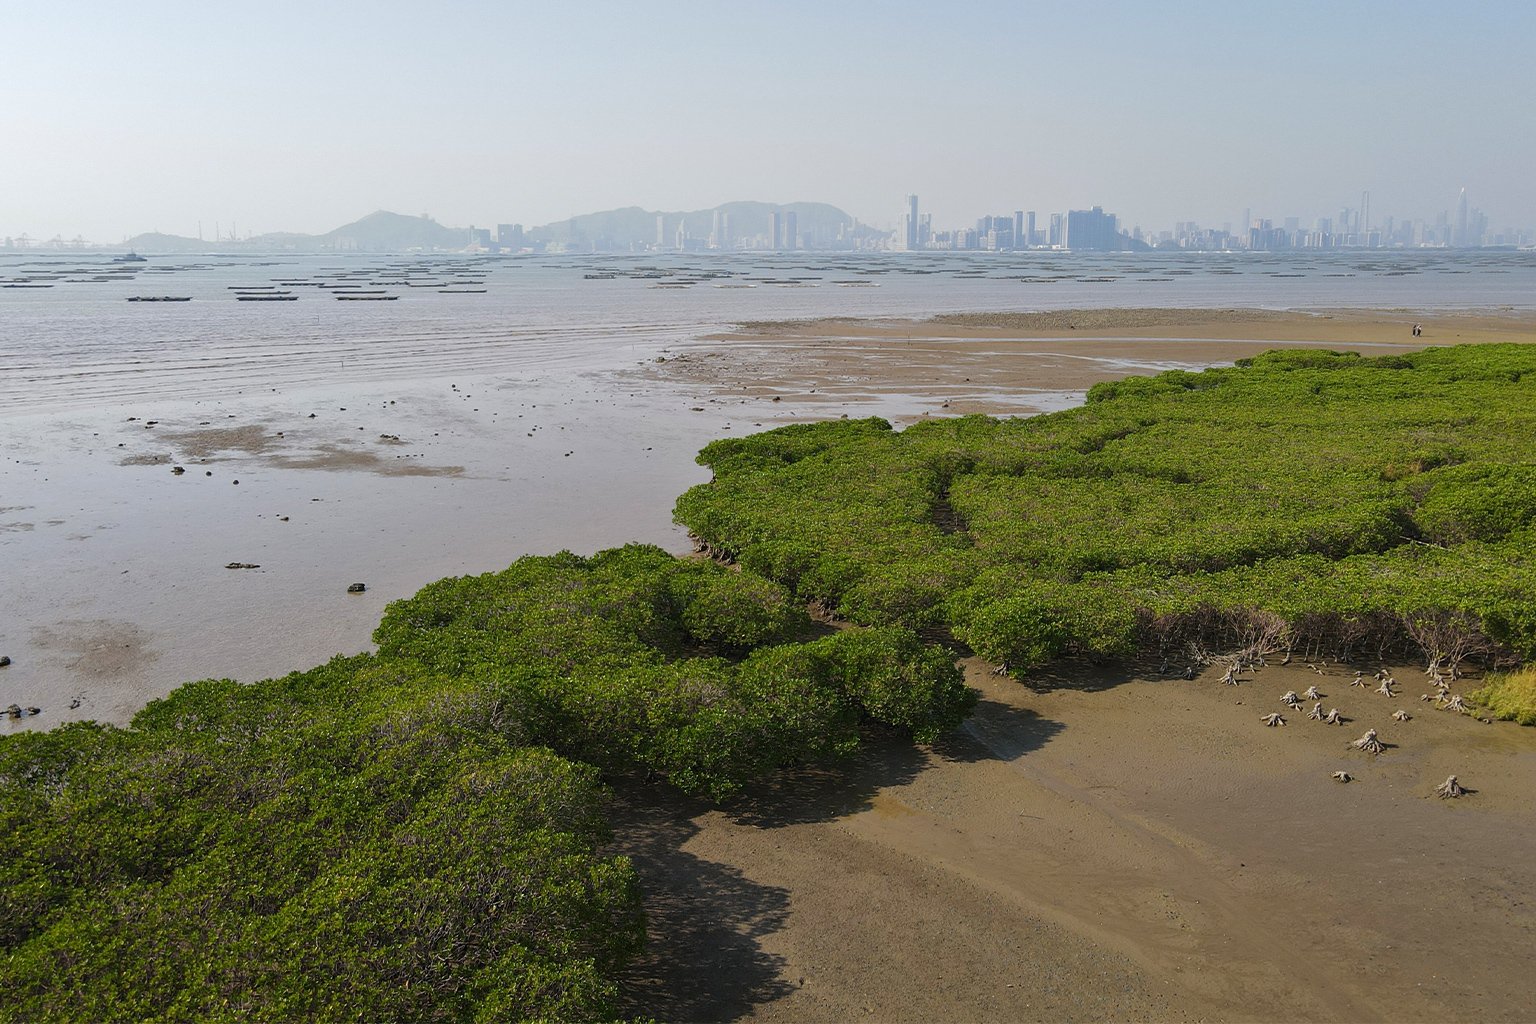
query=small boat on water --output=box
[335,294,398,300]
[237,295,298,301]
[127,296,192,302]
[112,252,148,263]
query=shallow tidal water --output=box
[3,248,1534,727]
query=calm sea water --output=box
[4,248,1533,414]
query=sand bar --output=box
[639,307,1536,419]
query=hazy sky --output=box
[4,0,1533,240]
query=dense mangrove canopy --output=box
[0,546,971,1021]
[677,344,1536,676]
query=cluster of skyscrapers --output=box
[893,188,1527,252]
[896,195,1143,252]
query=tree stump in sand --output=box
[1332,771,1352,783]
[1261,713,1286,727]
[1376,679,1396,697]
[1392,709,1412,721]
[1434,775,1467,799]
[1303,685,1320,700]
[1307,702,1325,721]
[1323,708,1344,725]
[1441,694,1468,713]
[1280,690,1301,708]
[1350,729,1385,754]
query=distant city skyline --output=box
[4,184,1527,253]
[4,1,1533,241]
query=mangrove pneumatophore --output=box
[1434,775,1468,799]
[1350,728,1386,754]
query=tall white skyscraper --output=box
[902,194,919,250]
[1456,188,1469,247]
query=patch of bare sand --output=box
[614,659,1536,1022]
[30,618,160,681]
[157,424,279,459]
[269,444,464,477]
[128,422,463,477]
[640,308,1536,418]
[118,452,174,467]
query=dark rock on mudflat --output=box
[0,655,10,667]
[225,562,260,570]
[171,466,185,475]
[347,582,367,593]
[4,704,21,719]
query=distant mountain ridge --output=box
[122,211,475,253]
[122,203,867,253]
[531,201,864,249]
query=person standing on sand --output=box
[1413,323,1423,337]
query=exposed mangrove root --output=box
[1323,708,1344,725]
[1434,775,1467,799]
[1261,712,1286,727]
[1191,615,1290,687]
[1350,674,1369,688]
[688,533,738,566]
[1441,694,1468,713]
[1280,690,1301,708]
[1350,728,1386,754]
[1303,685,1321,701]
[1376,678,1397,697]
[1307,702,1325,721]
[1332,771,1352,783]
[1392,709,1412,721]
